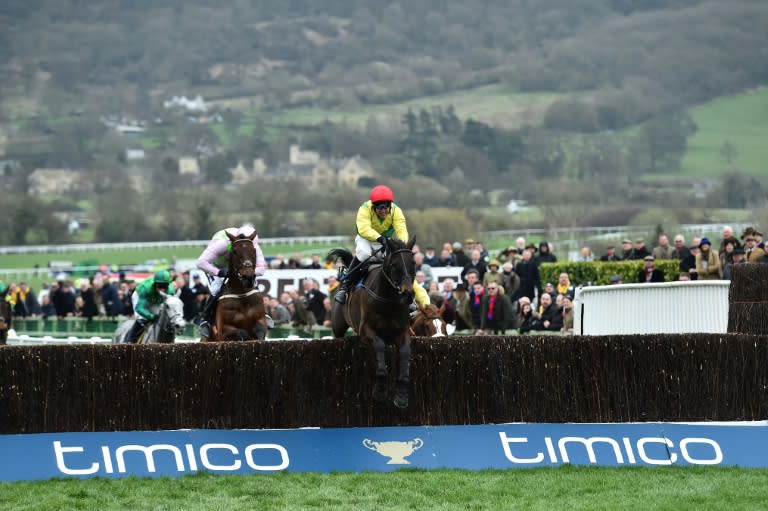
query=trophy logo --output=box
[362,438,424,464]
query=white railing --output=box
[0,235,351,256]
[573,280,730,335]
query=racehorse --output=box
[0,288,9,345]
[329,236,417,408]
[203,231,267,341]
[112,293,186,344]
[410,303,448,337]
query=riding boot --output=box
[198,295,218,338]
[335,257,361,304]
[124,319,146,344]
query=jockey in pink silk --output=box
[196,223,267,338]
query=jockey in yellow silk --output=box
[334,184,430,309]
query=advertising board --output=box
[2,422,767,481]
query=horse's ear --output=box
[226,231,237,242]
[406,236,416,250]
[247,231,257,241]
[438,302,446,314]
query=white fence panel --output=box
[574,281,730,335]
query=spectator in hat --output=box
[620,239,634,259]
[448,282,472,331]
[600,245,621,261]
[630,238,650,260]
[638,255,665,283]
[482,259,504,288]
[742,228,765,263]
[695,237,720,280]
[422,245,439,267]
[609,274,624,285]
[722,246,747,280]
[498,246,522,267]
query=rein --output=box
[362,248,414,305]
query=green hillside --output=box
[681,87,768,177]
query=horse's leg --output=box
[393,334,412,409]
[371,333,387,402]
[252,321,267,340]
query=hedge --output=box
[538,260,683,287]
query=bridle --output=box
[363,247,415,305]
[230,238,256,285]
[410,306,447,337]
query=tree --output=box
[720,141,738,165]
[630,111,697,174]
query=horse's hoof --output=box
[393,393,409,409]
[373,384,387,402]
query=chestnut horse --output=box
[329,236,417,408]
[409,303,448,337]
[203,231,267,341]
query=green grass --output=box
[210,85,561,131]
[1,467,767,510]
[680,87,768,178]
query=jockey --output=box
[335,184,430,309]
[124,269,175,344]
[196,223,267,338]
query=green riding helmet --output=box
[154,270,171,285]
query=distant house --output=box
[125,148,145,161]
[179,157,200,175]
[116,125,145,137]
[257,145,374,188]
[28,168,90,196]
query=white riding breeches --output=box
[355,234,385,261]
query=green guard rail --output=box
[10,318,344,339]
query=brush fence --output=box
[1,333,766,434]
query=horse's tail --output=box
[327,248,353,267]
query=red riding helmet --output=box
[370,185,394,203]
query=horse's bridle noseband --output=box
[230,238,256,282]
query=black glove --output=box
[217,267,229,279]
[376,235,386,246]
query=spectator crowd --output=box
[2,225,765,337]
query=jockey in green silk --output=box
[124,270,176,344]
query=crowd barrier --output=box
[9,317,354,340]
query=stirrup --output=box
[199,321,211,338]
[335,289,347,304]
[265,314,275,329]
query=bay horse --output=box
[329,236,417,408]
[112,293,186,344]
[410,303,448,337]
[203,231,267,341]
